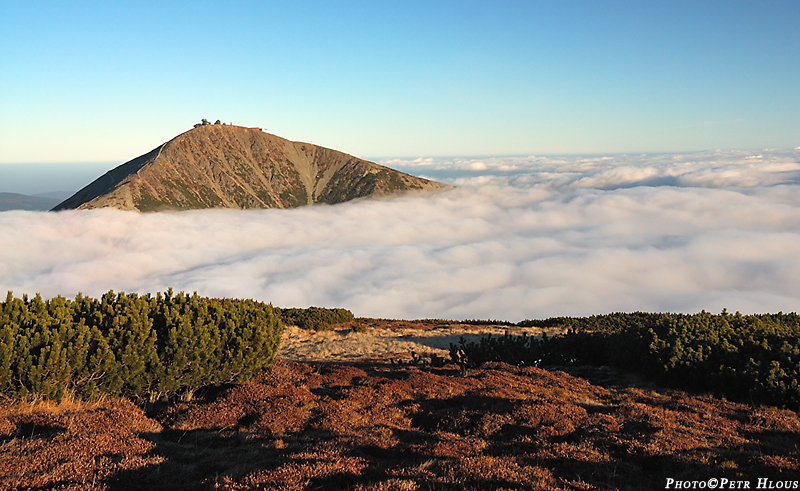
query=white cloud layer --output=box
[2,149,800,320]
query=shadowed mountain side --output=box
[52,125,447,212]
[52,146,163,211]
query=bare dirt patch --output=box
[277,321,552,363]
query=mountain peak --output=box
[53,124,447,212]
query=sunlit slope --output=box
[53,124,446,211]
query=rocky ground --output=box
[1,322,799,490]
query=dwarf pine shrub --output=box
[0,290,282,402]
[452,311,800,410]
[275,306,354,330]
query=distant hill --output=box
[53,124,447,212]
[0,192,61,211]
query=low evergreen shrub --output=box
[451,311,800,410]
[0,290,282,402]
[275,306,354,330]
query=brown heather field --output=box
[1,321,799,490]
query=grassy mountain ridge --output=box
[53,124,447,211]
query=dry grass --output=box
[2,358,798,490]
[0,396,162,490]
[276,323,555,363]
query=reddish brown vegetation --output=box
[1,360,799,490]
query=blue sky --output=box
[2,1,799,163]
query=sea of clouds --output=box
[2,148,800,320]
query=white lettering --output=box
[662,478,799,491]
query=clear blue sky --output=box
[1,1,799,163]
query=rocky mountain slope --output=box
[53,124,446,211]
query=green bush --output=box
[0,290,282,402]
[450,332,543,369]
[275,306,354,331]
[452,311,800,410]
